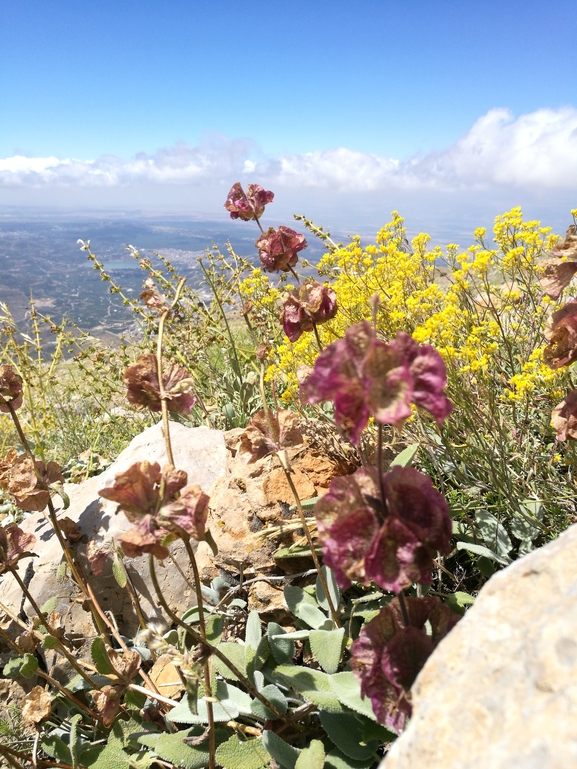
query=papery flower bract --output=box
[551,224,577,260]
[238,408,303,462]
[393,332,453,424]
[0,450,64,512]
[281,281,337,342]
[124,354,196,414]
[99,461,207,559]
[543,302,577,369]
[0,365,23,412]
[159,484,209,541]
[224,182,274,221]
[314,466,451,591]
[140,278,167,313]
[551,389,577,440]
[256,225,307,272]
[300,321,412,444]
[0,523,37,573]
[351,596,459,731]
[540,259,577,300]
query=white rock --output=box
[382,523,577,769]
[0,422,227,640]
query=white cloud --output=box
[1,107,576,193]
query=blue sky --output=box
[1,0,576,235]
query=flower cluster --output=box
[300,321,452,444]
[99,461,209,559]
[124,354,196,414]
[314,466,452,592]
[224,182,274,221]
[351,596,459,731]
[281,281,338,342]
[256,225,307,273]
[0,449,64,512]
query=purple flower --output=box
[256,225,307,272]
[300,322,452,444]
[351,596,459,731]
[314,466,452,592]
[224,182,274,222]
[281,281,338,342]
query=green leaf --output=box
[204,528,219,557]
[289,496,321,511]
[295,739,325,769]
[215,735,270,769]
[267,622,295,665]
[41,596,58,614]
[168,681,251,724]
[56,558,68,580]
[319,712,378,761]
[315,566,341,614]
[91,637,115,675]
[42,635,59,649]
[325,749,375,769]
[456,540,510,566]
[475,510,512,557]
[284,585,328,629]
[309,628,345,674]
[206,614,223,645]
[360,719,397,744]
[443,591,475,616]
[274,665,345,713]
[149,727,211,769]
[389,443,419,468]
[262,731,300,769]
[245,609,262,652]
[3,653,38,678]
[213,642,247,681]
[329,672,378,722]
[112,555,127,588]
[250,684,288,720]
[41,735,72,764]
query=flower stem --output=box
[279,457,341,628]
[156,277,187,465]
[148,555,287,720]
[182,537,215,769]
[312,322,324,352]
[397,590,411,627]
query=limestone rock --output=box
[0,422,227,639]
[382,524,577,769]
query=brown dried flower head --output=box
[0,364,23,412]
[124,353,196,414]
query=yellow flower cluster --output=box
[248,208,568,408]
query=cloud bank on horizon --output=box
[2,107,576,196]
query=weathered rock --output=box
[0,422,227,640]
[382,524,577,769]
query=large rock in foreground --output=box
[383,523,577,769]
[0,423,227,639]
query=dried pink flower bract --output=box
[224,182,274,221]
[551,224,577,260]
[256,225,307,272]
[0,365,23,412]
[393,332,453,424]
[124,354,196,414]
[551,390,577,441]
[238,408,303,463]
[160,484,209,541]
[99,461,207,559]
[0,450,64,512]
[314,466,451,591]
[0,523,37,573]
[140,278,167,313]
[281,281,338,342]
[540,259,577,300]
[351,596,459,731]
[543,302,577,369]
